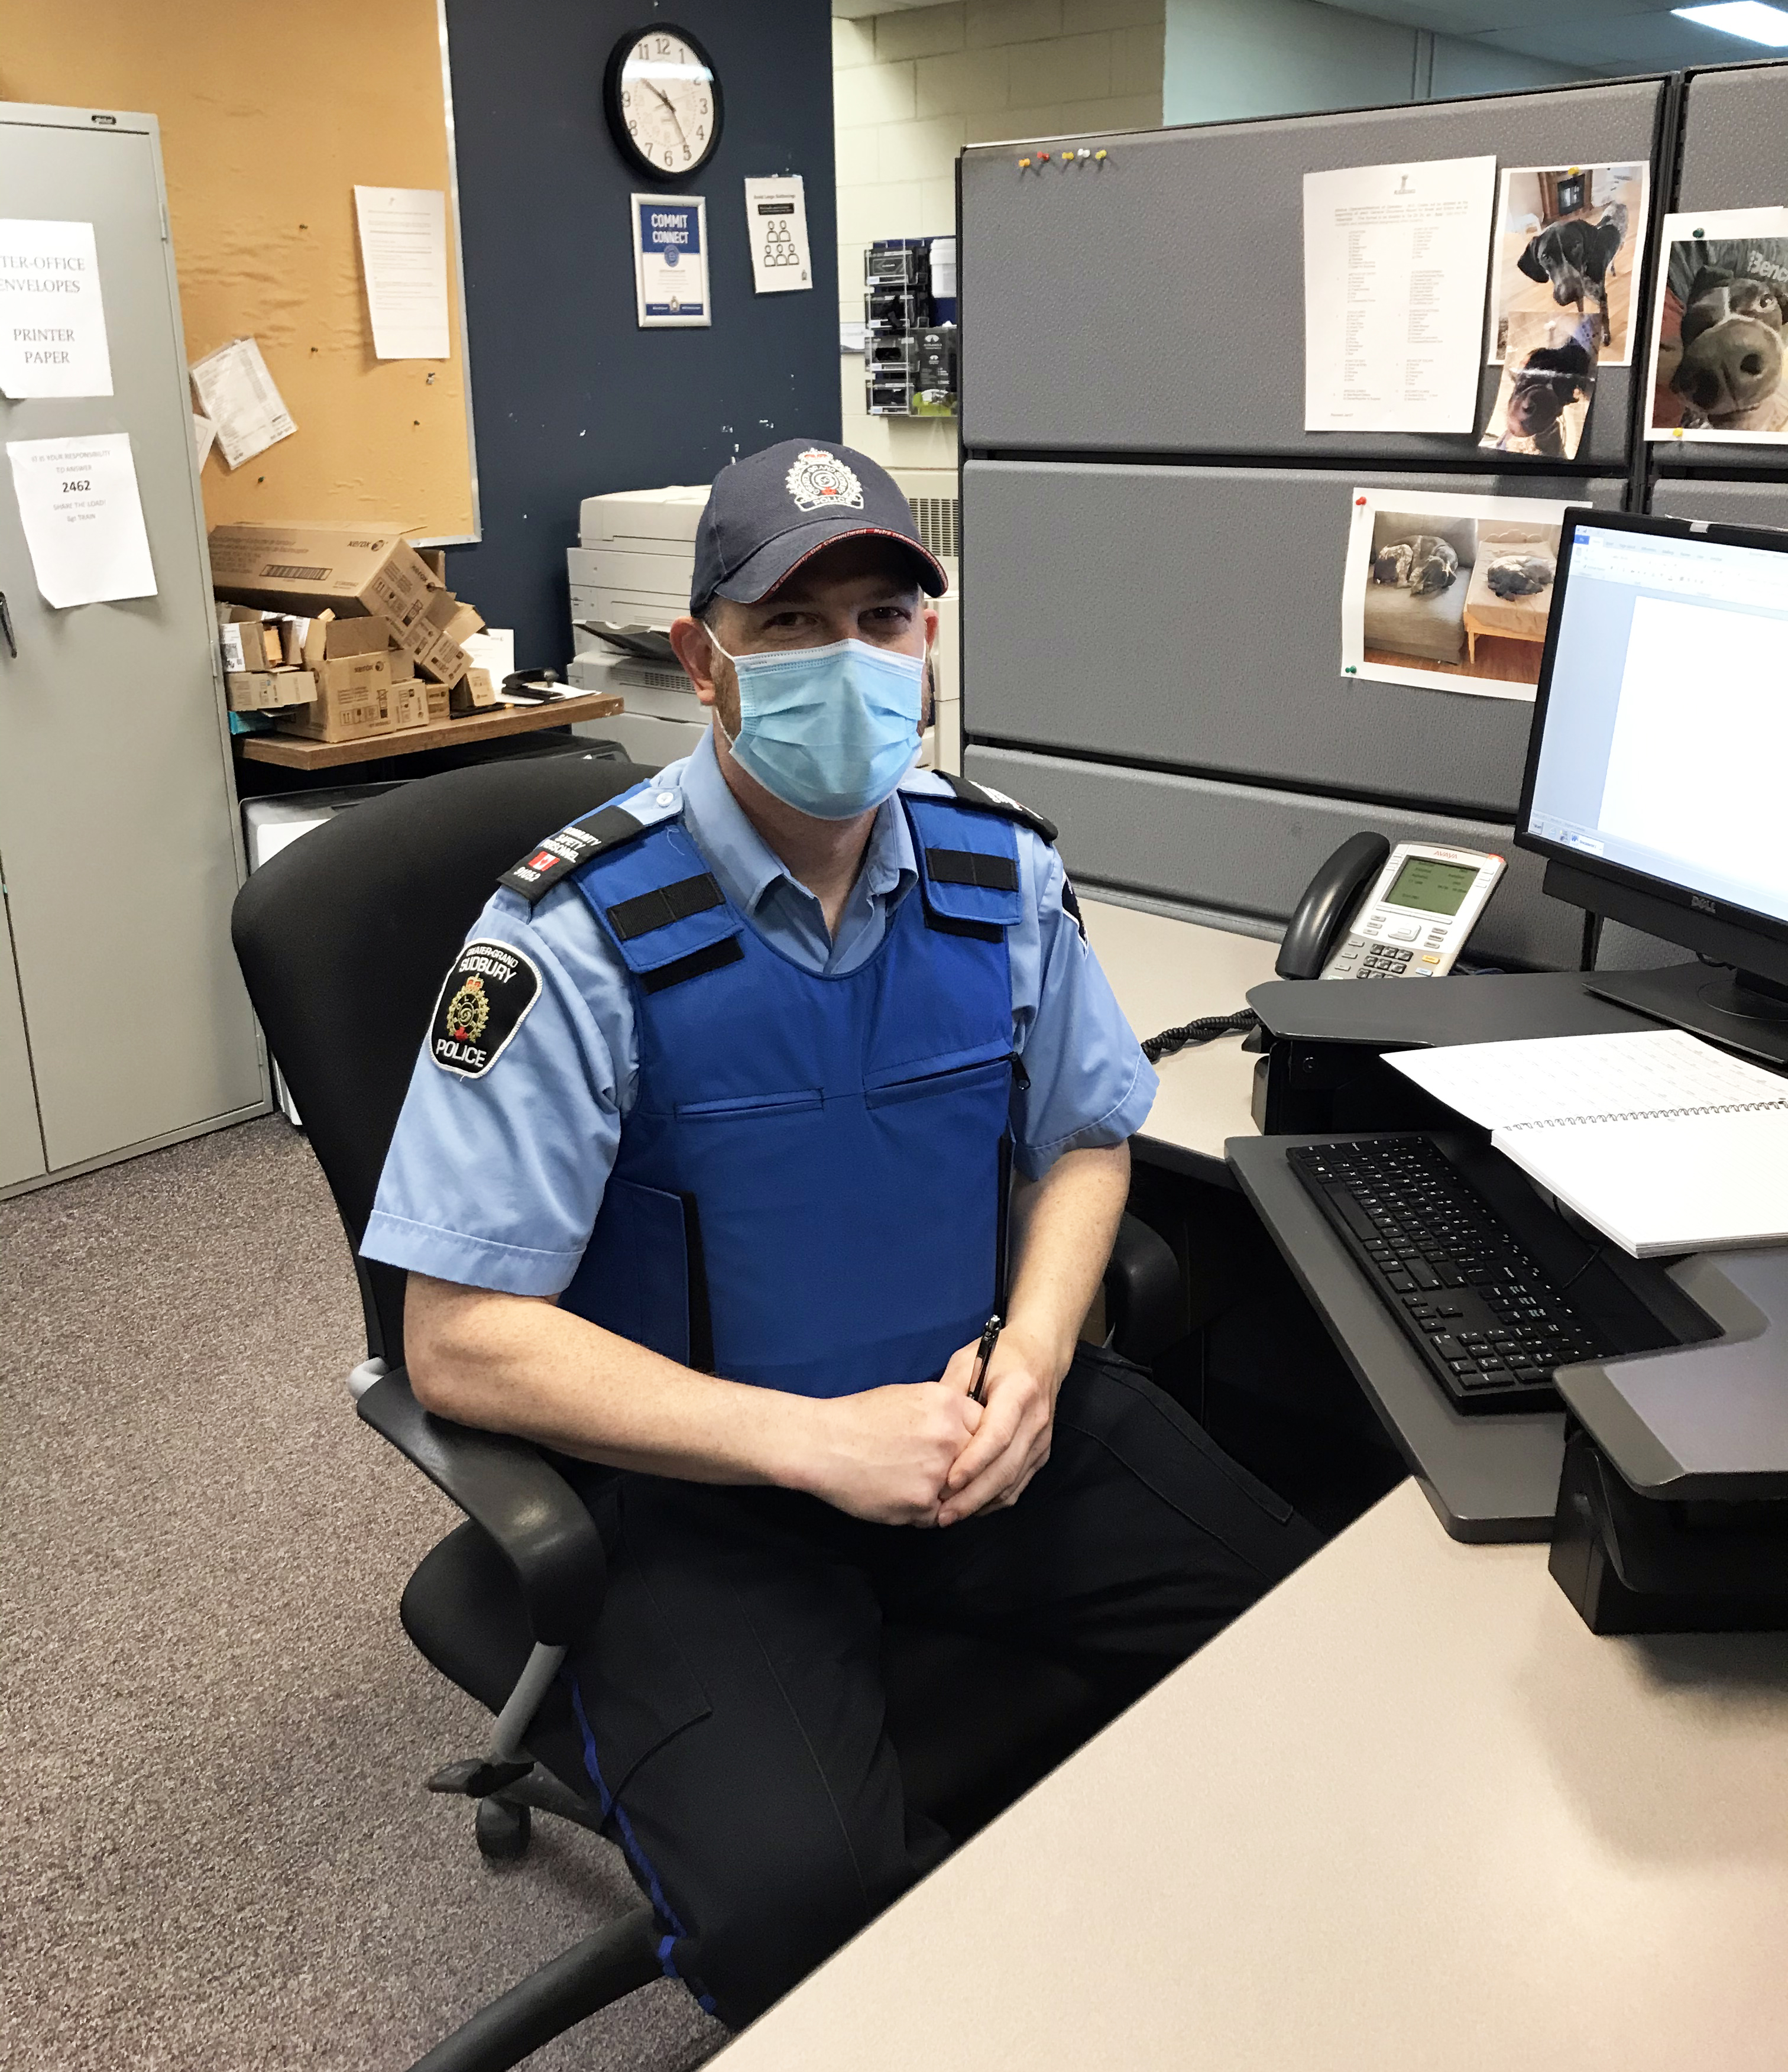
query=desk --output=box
[235,692,623,770]
[1080,897,1275,1183]
[712,1479,1788,2072]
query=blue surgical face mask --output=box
[707,629,925,820]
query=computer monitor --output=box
[1517,507,1788,1064]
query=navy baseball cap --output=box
[690,437,948,616]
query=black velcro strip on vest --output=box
[925,846,1018,893]
[681,1194,715,1374]
[923,908,1003,943]
[499,804,648,904]
[606,872,724,943]
[639,935,746,995]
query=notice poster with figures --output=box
[744,176,811,294]
[632,193,711,328]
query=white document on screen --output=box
[7,432,156,608]
[354,186,451,359]
[1596,593,1788,910]
[1304,156,1496,433]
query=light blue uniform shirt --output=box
[362,733,1158,1299]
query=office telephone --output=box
[1139,833,1505,1063]
[1276,834,1505,982]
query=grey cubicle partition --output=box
[960,79,1663,469]
[1659,63,1788,480]
[959,76,1669,971]
[963,463,1624,817]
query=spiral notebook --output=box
[1383,1029,1788,1257]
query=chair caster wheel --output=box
[475,1795,531,1861]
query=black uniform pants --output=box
[530,1348,1320,2028]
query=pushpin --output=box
[1018,156,1031,171]
[1076,148,1091,162]
[1036,151,1051,163]
[1093,148,1109,165]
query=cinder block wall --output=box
[834,0,1165,479]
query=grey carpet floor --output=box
[1,1115,725,2072]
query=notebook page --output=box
[1494,1106,1788,1256]
[1382,1028,1788,1131]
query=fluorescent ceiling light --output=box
[1673,3,1788,44]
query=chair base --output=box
[408,1905,661,2072]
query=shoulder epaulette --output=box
[932,771,1059,845]
[498,802,655,905]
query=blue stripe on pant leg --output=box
[568,1672,719,2016]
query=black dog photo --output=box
[1490,163,1646,366]
[1649,225,1788,438]
[1481,310,1598,459]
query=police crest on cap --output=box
[785,449,864,513]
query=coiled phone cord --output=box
[1140,1008,1259,1064]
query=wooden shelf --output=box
[235,693,624,770]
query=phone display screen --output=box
[1384,856,1478,916]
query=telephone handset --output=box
[1276,834,1506,982]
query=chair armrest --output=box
[356,1368,605,1647]
[1103,1213,1183,1367]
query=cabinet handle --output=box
[0,591,14,660]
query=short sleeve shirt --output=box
[360,733,1158,1297]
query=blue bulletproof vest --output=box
[548,789,1027,1398]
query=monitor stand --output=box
[1584,961,1788,1069]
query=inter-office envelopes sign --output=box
[0,219,114,399]
[633,195,710,328]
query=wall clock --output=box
[605,25,723,180]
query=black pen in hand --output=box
[968,1314,1003,1406]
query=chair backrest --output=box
[231,752,652,1365]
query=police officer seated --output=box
[361,439,1317,2029]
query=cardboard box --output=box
[300,613,391,665]
[208,523,440,642]
[226,668,317,713]
[443,601,484,646]
[413,624,468,684]
[425,681,451,723]
[391,678,432,731]
[276,652,394,742]
[450,666,496,715]
[386,646,416,682]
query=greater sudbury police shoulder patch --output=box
[429,940,542,1079]
[785,448,864,513]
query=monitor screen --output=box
[1524,520,1788,930]
[1384,856,1476,917]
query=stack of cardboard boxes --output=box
[209,523,498,744]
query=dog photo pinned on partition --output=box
[1340,487,1570,704]
[1647,207,1788,441]
[1488,163,1648,367]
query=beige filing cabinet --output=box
[0,103,265,1196]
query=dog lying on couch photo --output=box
[1371,535,1459,596]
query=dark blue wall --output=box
[442,0,839,670]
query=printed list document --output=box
[354,186,451,359]
[7,433,156,608]
[1304,156,1497,433]
[189,338,296,470]
[1384,1030,1788,1256]
[0,219,114,399]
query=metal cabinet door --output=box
[0,908,46,1187]
[0,107,264,1171]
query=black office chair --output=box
[231,752,1183,2072]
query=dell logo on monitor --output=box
[1692,895,1718,915]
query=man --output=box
[362,439,1316,2028]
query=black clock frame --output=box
[603,24,724,182]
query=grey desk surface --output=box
[1080,896,1275,1182]
[711,1478,1788,2072]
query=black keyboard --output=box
[1287,1135,1612,1414]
